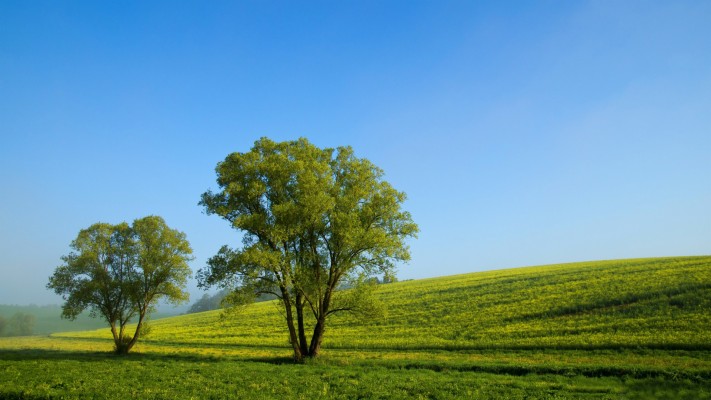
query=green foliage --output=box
[139,320,152,338]
[330,276,386,321]
[198,137,418,360]
[47,215,193,353]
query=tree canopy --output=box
[198,137,418,361]
[47,215,192,354]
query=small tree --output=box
[47,216,192,354]
[198,138,418,361]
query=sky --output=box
[1,1,710,306]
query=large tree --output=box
[47,216,192,354]
[198,137,418,361]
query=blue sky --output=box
[1,1,710,305]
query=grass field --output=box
[1,256,710,399]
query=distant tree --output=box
[0,315,6,336]
[8,312,35,336]
[198,138,418,361]
[188,288,276,314]
[188,293,214,314]
[47,216,193,354]
[187,289,229,314]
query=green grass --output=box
[1,256,711,398]
[76,255,709,351]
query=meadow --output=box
[1,256,710,399]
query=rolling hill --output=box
[3,256,710,399]
[59,256,711,351]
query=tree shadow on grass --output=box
[4,347,710,383]
[625,380,711,400]
[0,392,55,400]
[0,348,294,365]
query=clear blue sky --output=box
[1,1,710,305]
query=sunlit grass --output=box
[2,256,711,398]
[54,256,710,350]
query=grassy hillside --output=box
[59,256,711,350]
[2,256,710,399]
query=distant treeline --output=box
[0,305,105,336]
[0,312,36,337]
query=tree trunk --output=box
[295,292,309,356]
[110,322,123,354]
[110,321,131,355]
[308,316,326,357]
[113,322,131,355]
[281,289,303,362]
[307,283,333,358]
[110,323,118,342]
[124,311,145,355]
